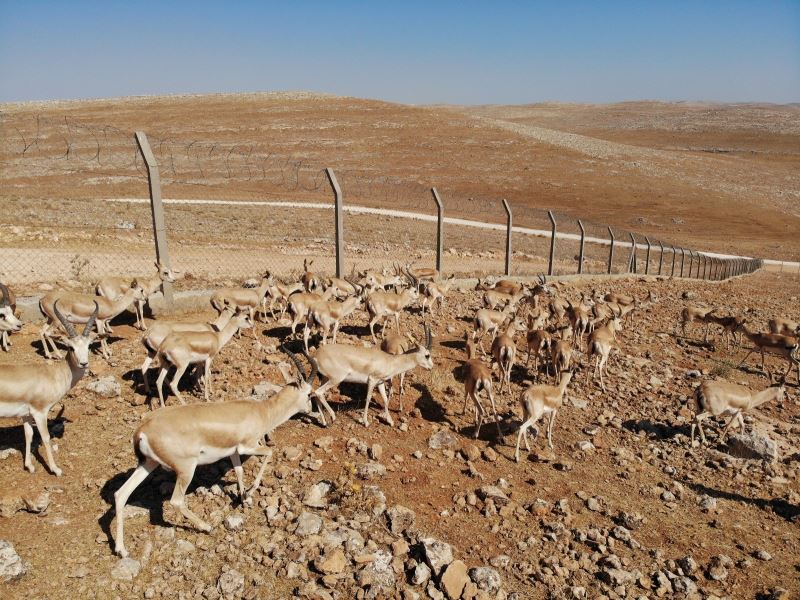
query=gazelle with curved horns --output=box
[96,261,180,330]
[40,281,146,359]
[0,301,98,475]
[310,324,434,427]
[301,259,321,293]
[691,380,785,446]
[112,347,318,558]
[0,282,22,352]
[153,309,254,407]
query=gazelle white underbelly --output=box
[0,403,30,418]
[197,445,237,465]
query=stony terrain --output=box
[1,270,798,599]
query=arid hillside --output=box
[1,94,798,260]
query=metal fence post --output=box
[658,241,664,275]
[644,236,651,275]
[679,248,686,278]
[628,232,637,273]
[502,199,512,276]
[325,168,344,278]
[607,227,615,274]
[547,210,557,276]
[431,188,444,274]
[670,246,677,277]
[577,219,585,275]
[134,131,174,309]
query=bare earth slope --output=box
[1,94,799,260]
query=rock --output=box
[482,448,498,462]
[677,555,698,575]
[369,444,383,461]
[463,445,481,462]
[429,430,458,450]
[23,491,50,514]
[697,495,717,512]
[116,220,135,230]
[303,481,332,508]
[0,495,23,518]
[217,568,245,597]
[411,561,432,585]
[727,432,778,461]
[681,291,696,300]
[766,588,790,600]
[575,440,595,452]
[0,448,21,461]
[611,526,632,543]
[671,576,698,595]
[586,497,603,512]
[314,436,334,450]
[361,550,395,592]
[386,505,416,534]
[111,557,141,581]
[251,380,282,400]
[489,555,510,569]
[356,462,386,480]
[283,446,302,461]
[86,375,121,398]
[707,555,732,581]
[441,560,470,600]
[600,567,635,586]
[295,511,323,536]
[754,549,773,561]
[469,566,502,594]
[685,369,702,379]
[175,540,196,553]
[224,513,245,531]
[300,457,323,471]
[649,375,663,388]
[315,548,347,575]
[420,537,454,577]
[477,486,509,507]
[0,540,26,581]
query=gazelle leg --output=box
[376,382,394,427]
[230,452,245,501]
[113,458,158,557]
[515,418,535,462]
[720,410,742,440]
[244,446,277,497]
[547,410,557,449]
[486,384,502,439]
[362,378,377,427]
[31,409,61,477]
[22,416,35,473]
[169,462,211,532]
[169,364,189,405]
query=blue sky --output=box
[1,1,798,104]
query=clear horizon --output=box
[1,1,798,105]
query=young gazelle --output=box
[586,309,623,392]
[707,314,746,349]
[365,284,419,343]
[301,259,321,292]
[515,369,574,461]
[96,261,179,330]
[691,380,785,445]
[473,304,516,354]
[566,297,593,351]
[738,325,799,384]
[462,333,501,439]
[550,336,573,384]
[525,328,552,376]
[421,274,456,317]
[40,282,146,359]
[675,306,718,342]
[491,318,523,393]
[113,348,317,558]
[303,295,362,351]
[139,305,236,393]
[0,282,22,352]
[0,301,98,475]
[153,310,253,407]
[380,332,414,406]
[311,325,434,427]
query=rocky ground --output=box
[0,270,799,599]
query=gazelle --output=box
[139,305,236,393]
[406,264,440,286]
[691,380,785,446]
[491,318,523,393]
[462,332,500,439]
[381,332,415,407]
[303,295,362,351]
[113,348,317,558]
[586,310,623,392]
[210,270,271,335]
[769,317,800,337]
[153,310,254,407]
[421,274,456,317]
[0,301,98,475]
[301,259,321,292]
[0,282,22,352]
[287,287,336,335]
[514,369,574,461]
[473,304,516,354]
[566,297,593,351]
[738,325,799,384]
[707,314,746,349]
[40,281,146,359]
[675,306,717,342]
[365,284,419,343]
[550,337,573,384]
[96,261,179,330]
[476,278,523,296]
[483,287,528,311]
[311,325,434,427]
[266,280,304,319]
[326,275,363,299]
[525,328,552,376]
[363,265,403,291]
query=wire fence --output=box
[0,113,766,296]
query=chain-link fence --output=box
[0,114,764,296]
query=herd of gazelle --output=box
[0,262,797,558]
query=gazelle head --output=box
[0,282,21,333]
[53,299,98,369]
[155,261,180,283]
[282,344,319,406]
[408,325,434,370]
[232,309,254,332]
